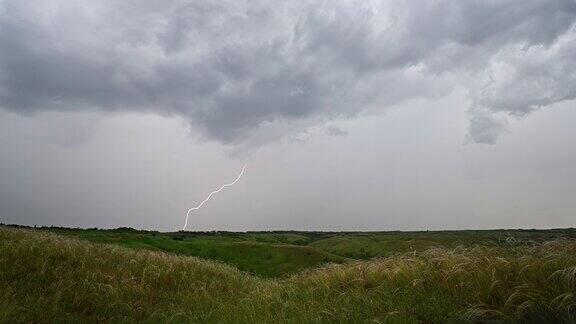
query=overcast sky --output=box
[1,0,575,231]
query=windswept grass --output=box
[1,226,575,323]
[41,228,345,277]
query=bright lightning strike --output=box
[182,166,246,231]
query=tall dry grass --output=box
[1,226,575,323]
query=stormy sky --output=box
[1,0,575,231]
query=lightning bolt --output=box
[182,166,246,231]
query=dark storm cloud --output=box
[0,0,575,145]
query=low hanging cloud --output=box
[0,0,575,145]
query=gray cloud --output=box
[466,110,508,144]
[325,126,348,137]
[473,27,576,114]
[0,0,575,145]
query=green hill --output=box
[1,226,575,322]
[41,228,345,277]
[38,226,576,276]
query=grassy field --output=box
[37,227,347,277]
[1,226,576,322]
[29,225,576,277]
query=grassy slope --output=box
[1,226,576,323]
[47,229,345,277]
[42,227,576,277]
[309,229,576,259]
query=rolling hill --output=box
[1,226,575,322]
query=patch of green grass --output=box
[1,226,575,323]
[309,234,444,259]
[214,241,346,277]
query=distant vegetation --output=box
[1,225,575,322]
